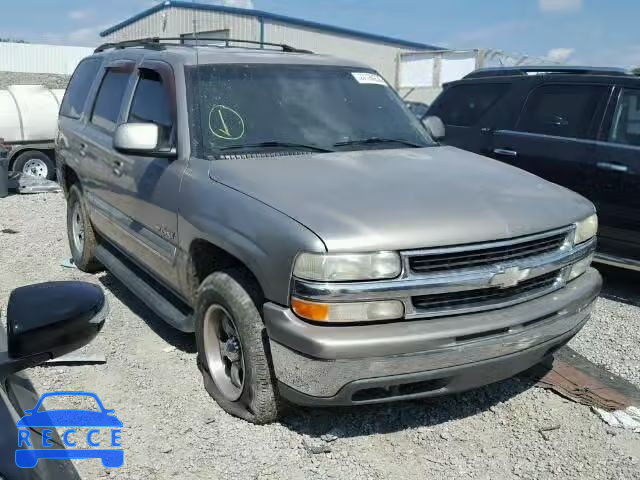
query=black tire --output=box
[195,269,281,424]
[66,184,102,273]
[12,150,56,180]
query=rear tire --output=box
[66,184,102,273]
[195,269,281,424]
[12,150,56,180]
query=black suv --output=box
[427,66,640,271]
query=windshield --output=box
[186,63,434,158]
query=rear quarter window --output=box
[430,83,510,127]
[516,84,608,139]
[60,58,103,119]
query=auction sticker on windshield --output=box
[351,72,386,86]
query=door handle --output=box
[493,148,518,157]
[596,162,629,173]
[79,143,87,157]
[112,160,123,176]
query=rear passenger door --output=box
[429,82,511,154]
[56,57,103,188]
[491,83,610,200]
[592,87,640,256]
[81,60,135,236]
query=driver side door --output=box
[107,60,184,290]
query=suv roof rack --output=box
[464,66,631,79]
[94,36,313,54]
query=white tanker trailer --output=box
[0,84,65,179]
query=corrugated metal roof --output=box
[100,0,440,50]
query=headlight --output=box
[574,214,598,244]
[569,254,594,281]
[293,251,401,282]
[291,297,404,323]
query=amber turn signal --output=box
[291,297,404,323]
[291,297,330,322]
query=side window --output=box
[60,58,102,119]
[128,70,173,149]
[609,89,640,147]
[90,70,131,132]
[430,83,509,127]
[517,84,607,139]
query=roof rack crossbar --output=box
[463,66,630,79]
[94,36,313,54]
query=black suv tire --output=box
[195,269,281,424]
[66,185,103,273]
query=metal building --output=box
[100,0,440,96]
[0,42,93,75]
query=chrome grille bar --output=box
[407,228,571,275]
[291,227,596,320]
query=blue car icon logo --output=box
[15,391,123,468]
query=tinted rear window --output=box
[517,84,607,139]
[60,58,102,119]
[91,70,131,132]
[430,83,509,127]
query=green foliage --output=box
[632,67,640,76]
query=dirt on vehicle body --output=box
[57,39,601,423]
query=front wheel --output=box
[195,269,281,424]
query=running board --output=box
[95,243,195,332]
[594,253,640,272]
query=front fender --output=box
[177,160,326,305]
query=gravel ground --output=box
[1,192,639,480]
[569,266,640,388]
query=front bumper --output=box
[264,268,601,406]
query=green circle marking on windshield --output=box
[208,105,245,141]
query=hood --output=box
[210,146,595,252]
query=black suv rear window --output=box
[517,84,607,139]
[60,58,102,119]
[430,83,509,127]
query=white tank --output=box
[0,85,65,143]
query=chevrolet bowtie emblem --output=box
[490,266,531,289]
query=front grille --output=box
[409,231,568,274]
[412,270,561,313]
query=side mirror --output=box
[1,281,107,376]
[113,123,176,158]
[422,116,446,141]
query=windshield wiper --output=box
[333,137,425,149]
[218,141,334,153]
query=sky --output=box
[2,0,639,68]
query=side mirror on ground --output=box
[113,123,176,158]
[1,281,107,376]
[422,116,446,141]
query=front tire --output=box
[66,184,102,273]
[195,269,281,424]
